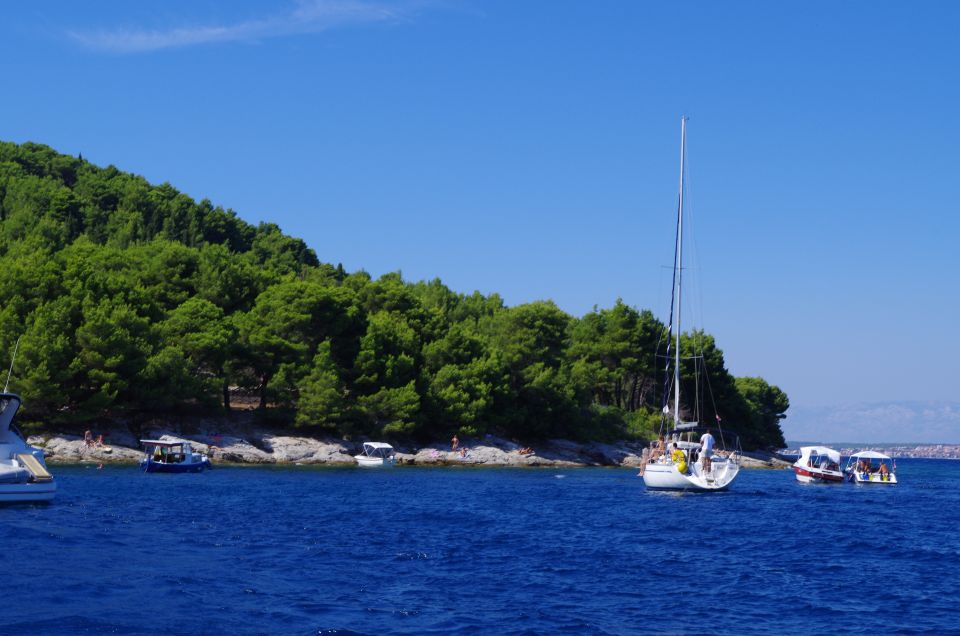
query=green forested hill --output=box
[0,141,787,449]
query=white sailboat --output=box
[641,118,741,492]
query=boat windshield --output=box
[847,457,894,472]
[9,422,25,442]
[811,455,840,470]
[0,397,16,434]
[148,444,186,463]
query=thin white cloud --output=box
[68,0,406,53]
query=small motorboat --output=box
[844,450,897,484]
[140,439,212,473]
[0,393,56,503]
[793,446,843,483]
[354,442,396,467]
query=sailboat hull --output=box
[642,460,739,491]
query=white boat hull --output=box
[793,465,844,483]
[354,455,396,467]
[642,459,739,491]
[847,471,897,484]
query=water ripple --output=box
[1,460,959,634]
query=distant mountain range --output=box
[782,401,960,445]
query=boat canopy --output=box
[359,442,395,459]
[798,446,841,463]
[140,439,188,448]
[665,426,740,452]
[666,426,739,440]
[848,450,892,460]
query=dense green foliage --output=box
[0,141,787,449]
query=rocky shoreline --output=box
[27,415,790,470]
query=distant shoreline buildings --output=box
[785,444,960,459]
[844,445,960,459]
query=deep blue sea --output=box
[2,459,958,635]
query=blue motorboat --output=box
[140,439,212,473]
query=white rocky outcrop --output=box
[29,434,143,463]
[259,435,356,464]
[29,420,787,470]
[393,437,646,467]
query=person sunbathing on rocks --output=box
[84,431,105,448]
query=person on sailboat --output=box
[651,435,665,461]
[700,429,715,474]
[670,443,688,474]
[638,435,666,476]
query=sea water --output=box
[2,459,957,635]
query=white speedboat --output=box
[640,118,741,492]
[793,446,843,483]
[354,442,396,467]
[0,393,56,503]
[844,450,897,484]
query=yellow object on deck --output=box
[16,453,53,482]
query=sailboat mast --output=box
[673,117,686,425]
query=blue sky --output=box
[1,1,958,425]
